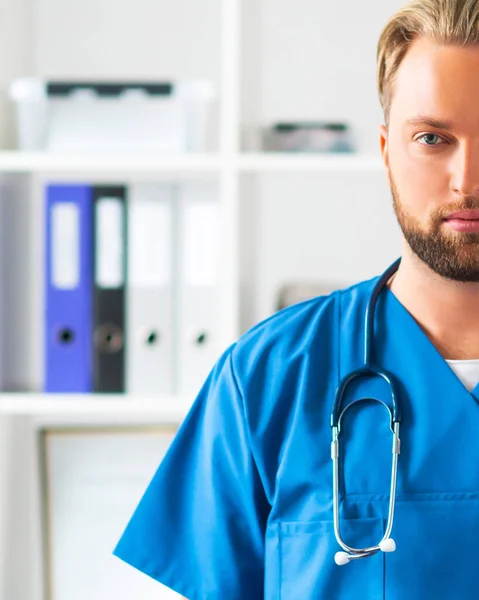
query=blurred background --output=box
[0,0,404,598]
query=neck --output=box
[389,244,479,360]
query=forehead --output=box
[390,37,479,131]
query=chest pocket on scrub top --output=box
[383,495,479,600]
[279,517,384,600]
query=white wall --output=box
[243,170,401,327]
[33,0,222,82]
[0,0,34,148]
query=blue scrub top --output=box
[113,268,479,600]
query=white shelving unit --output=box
[0,0,389,419]
[0,394,193,425]
[238,153,383,172]
[0,0,243,420]
[0,151,383,173]
[0,5,244,593]
[0,1,405,599]
[0,152,223,174]
[0,146,386,418]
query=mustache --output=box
[434,198,479,219]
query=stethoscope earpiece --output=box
[379,537,396,553]
[334,538,397,567]
[334,551,351,566]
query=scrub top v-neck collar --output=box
[382,285,479,403]
[337,278,479,497]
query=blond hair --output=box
[377,0,479,125]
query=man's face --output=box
[380,37,479,281]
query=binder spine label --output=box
[51,202,80,289]
[129,202,171,288]
[95,197,124,288]
[183,200,219,286]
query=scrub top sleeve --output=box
[113,344,271,600]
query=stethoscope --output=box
[331,257,402,566]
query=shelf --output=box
[238,152,384,172]
[0,393,193,422]
[0,151,222,174]
[0,151,385,174]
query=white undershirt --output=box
[387,275,479,393]
[445,359,479,392]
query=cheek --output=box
[389,136,449,214]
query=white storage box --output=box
[9,78,216,153]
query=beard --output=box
[390,172,479,282]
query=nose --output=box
[450,143,479,198]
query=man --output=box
[114,0,479,597]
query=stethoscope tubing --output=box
[330,257,402,564]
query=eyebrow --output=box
[405,114,454,130]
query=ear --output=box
[379,124,391,187]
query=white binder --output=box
[177,182,220,396]
[126,183,174,395]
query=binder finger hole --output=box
[58,328,75,345]
[138,328,160,346]
[195,332,208,346]
[94,323,124,353]
[146,331,159,346]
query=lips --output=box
[444,209,479,220]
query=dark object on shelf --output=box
[264,121,355,153]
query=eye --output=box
[416,133,446,146]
